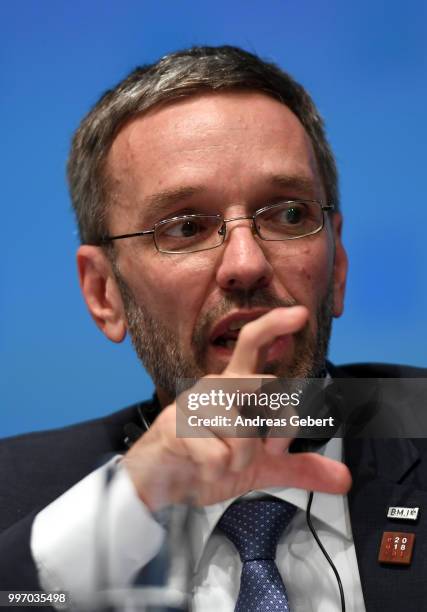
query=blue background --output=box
[2,0,426,438]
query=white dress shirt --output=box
[32,439,366,611]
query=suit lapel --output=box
[346,438,427,612]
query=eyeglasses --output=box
[99,200,334,254]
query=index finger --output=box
[224,306,309,375]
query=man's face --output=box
[105,91,347,401]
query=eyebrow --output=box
[267,174,319,197]
[138,173,319,225]
[140,186,205,223]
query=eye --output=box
[256,200,322,240]
[278,203,307,224]
[154,214,223,253]
[261,201,309,228]
[163,218,206,238]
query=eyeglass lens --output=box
[154,201,323,253]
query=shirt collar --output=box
[189,437,352,572]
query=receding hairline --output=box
[102,87,326,221]
[104,86,290,169]
[68,46,339,245]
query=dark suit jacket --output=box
[1,363,426,611]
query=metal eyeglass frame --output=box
[98,200,335,254]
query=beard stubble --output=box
[113,268,334,402]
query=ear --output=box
[330,213,348,318]
[77,245,127,343]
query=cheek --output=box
[274,239,333,312]
[122,250,214,337]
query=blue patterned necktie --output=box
[218,499,297,612]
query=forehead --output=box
[106,91,323,224]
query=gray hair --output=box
[67,45,339,245]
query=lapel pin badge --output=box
[378,531,415,565]
[387,506,419,521]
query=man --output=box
[0,46,426,611]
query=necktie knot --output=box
[218,499,296,562]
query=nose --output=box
[215,220,274,292]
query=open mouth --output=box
[210,311,268,351]
[207,308,295,367]
[212,319,247,350]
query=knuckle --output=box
[207,444,230,470]
[229,438,257,470]
[198,446,229,481]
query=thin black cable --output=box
[306,491,345,612]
